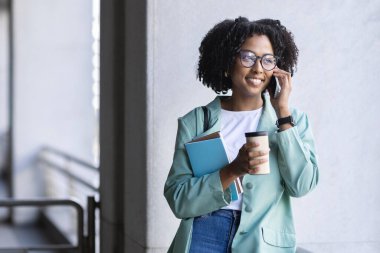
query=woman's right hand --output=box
[219,142,270,190]
[233,142,270,176]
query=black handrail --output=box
[0,198,84,252]
[87,196,98,253]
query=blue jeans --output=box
[189,209,241,253]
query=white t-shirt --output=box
[220,107,263,210]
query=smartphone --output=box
[268,76,281,98]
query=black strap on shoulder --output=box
[202,106,209,132]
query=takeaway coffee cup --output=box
[245,131,270,174]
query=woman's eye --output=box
[263,58,274,64]
[242,55,255,61]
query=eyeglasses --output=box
[238,50,279,71]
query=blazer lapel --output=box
[257,95,277,133]
[193,97,222,139]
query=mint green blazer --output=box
[164,94,319,253]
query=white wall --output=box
[0,8,8,133]
[13,0,95,218]
[0,8,9,177]
[147,0,380,252]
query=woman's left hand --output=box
[269,67,292,118]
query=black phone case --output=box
[268,77,277,97]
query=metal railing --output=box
[38,146,99,192]
[0,198,84,252]
[0,146,100,253]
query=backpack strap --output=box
[202,106,209,132]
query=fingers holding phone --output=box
[269,67,292,117]
[272,67,292,94]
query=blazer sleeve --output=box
[276,110,319,197]
[164,116,231,219]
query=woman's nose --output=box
[251,59,263,73]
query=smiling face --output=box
[230,34,274,100]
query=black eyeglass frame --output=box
[238,50,280,71]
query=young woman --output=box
[164,17,319,253]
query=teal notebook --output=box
[185,134,239,201]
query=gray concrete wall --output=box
[146,0,380,252]
[12,0,95,221]
[99,0,149,251]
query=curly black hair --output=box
[197,17,299,94]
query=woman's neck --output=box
[221,94,263,111]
